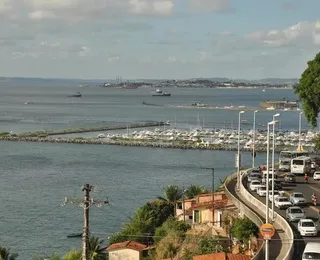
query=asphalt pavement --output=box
[245,172,320,259]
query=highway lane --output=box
[244,173,320,258]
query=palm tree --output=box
[0,247,18,260]
[63,249,82,260]
[87,236,107,260]
[184,185,208,199]
[158,185,183,204]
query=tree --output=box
[63,249,82,260]
[0,247,18,260]
[87,236,107,260]
[184,185,208,199]
[158,185,183,204]
[230,217,259,246]
[197,237,225,255]
[294,52,320,127]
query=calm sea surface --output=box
[0,82,310,258]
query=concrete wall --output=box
[224,172,264,260]
[109,248,141,260]
[239,169,294,260]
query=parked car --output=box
[257,186,267,197]
[313,171,320,181]
[269,190,281,202]
[249,180,262,192]
[298,219,318,236]
[302,242,320,260]
[289,192,307,206]
[286,206,305,222]
[284,173,296,183]
[274,196,292,209]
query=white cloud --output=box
[247,21,320,47]
[166,56,176,63]
[189,0,232,12]
[107,55,120,62]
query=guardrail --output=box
[239,169,294,260]
[224,172,264,260]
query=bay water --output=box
[0,82,308,258]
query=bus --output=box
[291,156,312,175]
[279,150,310,171]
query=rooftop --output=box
[193,252,251,260]
[107,240,147,251]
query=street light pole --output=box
[271,113,280,220]
[252,110,258,168]
[298,112,303,150]
[237,111,245,191]
[266,121,275,260]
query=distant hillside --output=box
[0,76,299,85]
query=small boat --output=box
[192,102,207,107]
[68,92,82,97]
[67,232,82,238]
[152,91,171,97]
[155,89,163,93]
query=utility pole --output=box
[182,185,186,222]
[63,184,109,260]
[201,167,215,225]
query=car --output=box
[251,168,261,174]
[261,168,276,175]
[269,190,281,202]
[284,173,296,183]
[314,171,320,181]
[302,242,320,260]
[248,172,261,183]
[286,206,305,222]
[298,219,318,236]
[249,180,262,192]
[274,196,292,209]
[257,185,267,197]
[289,192,307,206]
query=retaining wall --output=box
[239,170,294,260]
[224,172,264,260]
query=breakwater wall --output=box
[18,121,166,137]
[0,135,314,153]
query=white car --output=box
[262,168,276,175]
[269,190,281,202]
[298,219,318,236]
[257,185,267,197]
[289,192,307,206]
[314,171,320,181]
[249,180,262,192]
[274,196,292,209]
[302,242,320,260]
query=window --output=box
[302,252,320,259]
[293,160,304,165]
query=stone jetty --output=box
[0,135,311,153]
[18,121,167,137]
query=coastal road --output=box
[244,174,320,258]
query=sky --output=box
[1,0,320,80]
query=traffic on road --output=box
[245,155,320,259]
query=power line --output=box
[63,184,109,260]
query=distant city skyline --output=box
[1,0,320,79]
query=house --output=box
[193,252,251,260]
[175,191,235,228]
[107,240,148,260]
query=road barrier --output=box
[239,169,294,260]
[224,172,264,260]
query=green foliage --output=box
[108,200,174,246]
[0,247,18,260]
[87,236,107,260]
[62,249,81,260]
[0,132,9,136]
[184,185,208,199]
[158,185,183,204]
[197,237,225,255]
[230,217,259,245]
[314,134,320,153]
[154,217,190,243]
[294,52,320,127]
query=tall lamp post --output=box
[237,111,245,190]
[266,120,276,260]
[271,113,280,220]
[298,112,303,150]
[252,110,258,168]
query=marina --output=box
[1,127,317,152]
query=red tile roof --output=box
[193,253,251,260]
[191,199,234,210]
[107,240,147,251]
